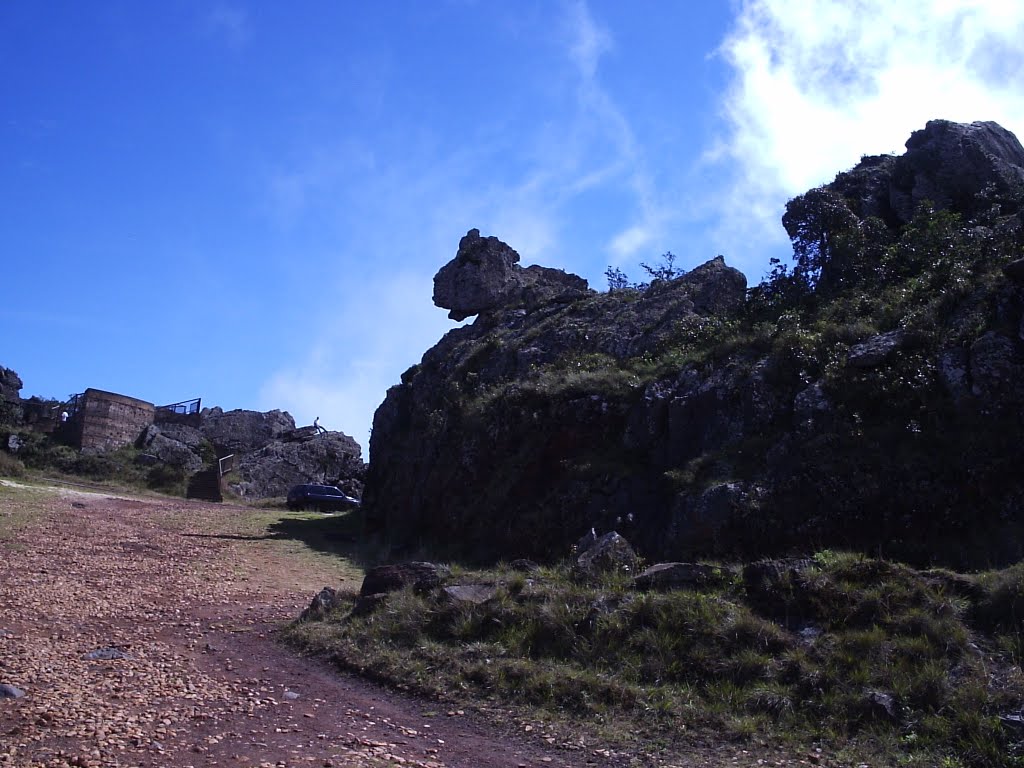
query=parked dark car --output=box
[286,484,360,512]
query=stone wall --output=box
[77,388,155,454]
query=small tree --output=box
[782,188,862,295]
[640,251,685,282]
[604,266,631,291]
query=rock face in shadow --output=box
[365,246,749,564]
[362,121,1024,569]
[0,366,22,406]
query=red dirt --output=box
[0,484,830,768]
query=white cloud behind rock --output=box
[711,0,1024,276]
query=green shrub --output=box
[0,450,25,478]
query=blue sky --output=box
[4,1,1023,455]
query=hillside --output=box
[364,119,1024,569]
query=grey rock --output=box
[573,528,598,555]
[863,690,898,722]
[969,331,1019,400]
[668,483,762,554]
[139,424,205,473]
[938,347,971,402]
[441,584,498,605]
[228,429,364,500]
[359,562,450,597]
[433,229,590,321]
[847,330,910,368]
[299,587,339,621]
[0,366,23,404]
[793,382,831,433]
[6,434,22,453]
[83,647,133,661]
[352,593,388,616]
[0,683,26,698]
[1004,257,1024,284]
[283,690,301,701]
[828,120,1024,230]
[200,407,296,455]
[891,120,1024,223]
[573,532,638,579]
[633,562,729,591]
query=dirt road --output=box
[0,483,625,768]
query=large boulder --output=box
[360,562,450,596]
[573,532,639,580]
[433,229,590,321]
[831,120,1024,227]
[138,424,206,473]
[229,429,364,500]
[200,407,295,455]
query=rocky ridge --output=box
[0,378,365,500]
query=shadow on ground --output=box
[266,511,378,567]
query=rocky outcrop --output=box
[365,244,750,563]
[0,366,23,426]
[199,407,296,455]
[133,409,365,500]
[433,229,591,321]
[831,119,1024,226]
[0,366,22,405]
[138,424,207,473]
[229,429,364,500]
[362,121,1024,569]
[572,532,639,580]
[359,562,450,596]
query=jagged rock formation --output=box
[0,367,22,405]
[230,429,364,500]
[831,119,1024,226]
[433,228,591,320]
[139,423,207,474]
[199,407,296,455]
[364,120,1024,568]
[0,367,23,426]
[142,410,365,500]
[365,239,749,562]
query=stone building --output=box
[68,388,156,454]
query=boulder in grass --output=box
[633,562,730,591]
[359,562,450,597]
[573,532,638,580]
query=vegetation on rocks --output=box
[364,119,1024,569]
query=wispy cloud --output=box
[258,271,452,452]
[256,0,673,454]
[563,0,666,264]
[204,5,251,51]
[710,0,1024,276]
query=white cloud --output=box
[259,271,453,456]
[711,0,1024,276]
